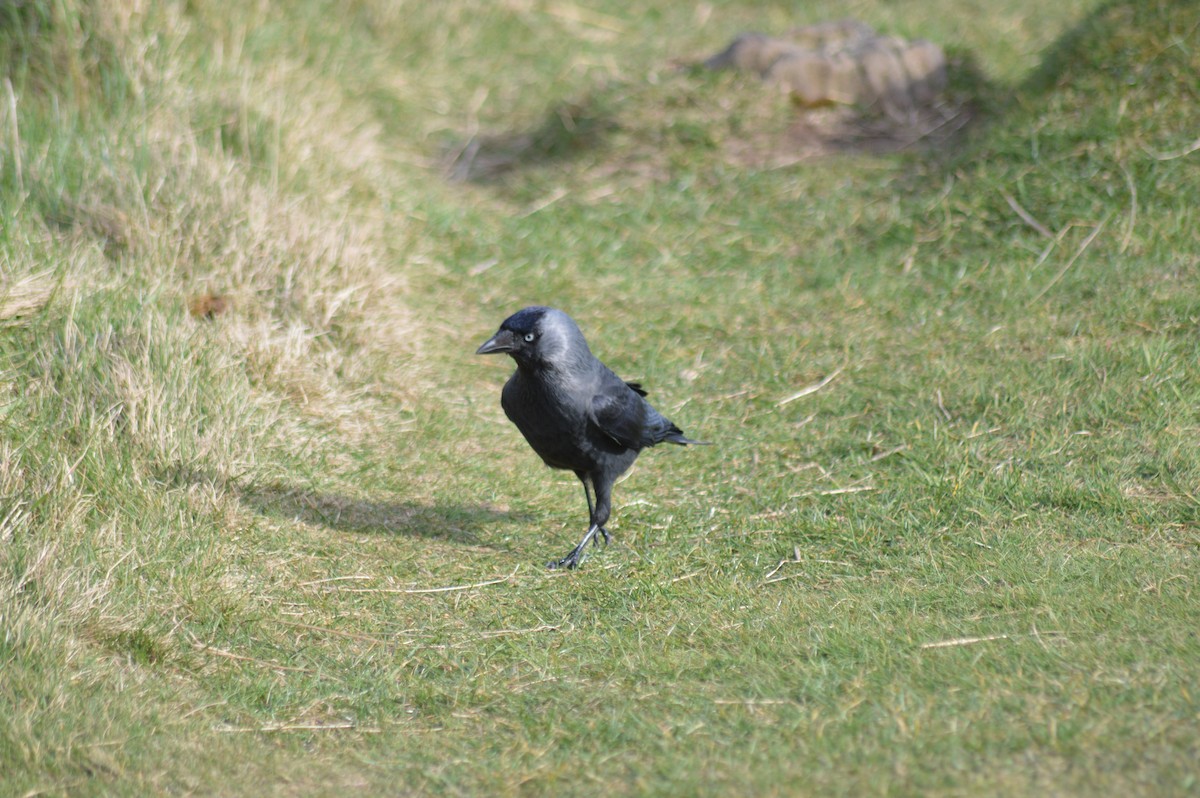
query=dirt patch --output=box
[721,101,972,170]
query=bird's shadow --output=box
[162,466,529,545]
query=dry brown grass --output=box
[6,0,429,447]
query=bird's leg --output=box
[581,478,610,547]
[548,475,614,569]
[590,474,614,547]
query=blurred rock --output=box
[705,20,948,113]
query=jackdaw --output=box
[476,306,705,569]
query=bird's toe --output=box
[547,551,584,570]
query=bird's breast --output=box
[501,372,600,472]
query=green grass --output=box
[3,0,1199,795]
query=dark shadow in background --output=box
[444,94,621,183]
[163,467,530,546]
[439,43,999,184]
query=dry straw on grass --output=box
[0,270,61,322]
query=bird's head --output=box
[476,306,591,371]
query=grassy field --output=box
[3,0,1199,795]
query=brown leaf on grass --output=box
[188,293,231,319]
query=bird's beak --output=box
[475,329,515,355]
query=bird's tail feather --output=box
[662,423,710,446]
[646,409,710,447]
[666,432,711,446]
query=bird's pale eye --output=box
[524,332,535,342]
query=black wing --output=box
[589,379,648,451]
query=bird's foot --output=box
[547,547,586,570]
[547,525,606,570]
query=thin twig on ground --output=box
[777,368,843,406]
[713,698,798,706]
[276,620,399,647]
[671,570,704,584]
[325,566,519,594]
[919,631,1066,650]
[1031,223,1076,271]
[1001,190,1054,239]
[297,575,373,587]
[214,722,381,734]
[790,485,875,499]
[764,545,804,580]
[520,187,569,217]
[762,572,808,586]
[920,633,1011,649]
[870,445,907,462]
[1028,218,1108,305]
[190,642,315,674]
[469,624,561,642]
[179,701,228,721]
[1142,136,1200,161]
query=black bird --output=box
[476,306,705,569]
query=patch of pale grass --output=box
[13,0,427,445]
[0,269,61,321]
[1,11,437,765]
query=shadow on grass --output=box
[444,93,621,183]
[239,481,531,544]
[164,467,529,545]
[442,53,993,185]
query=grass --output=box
[3,0,1199,795]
